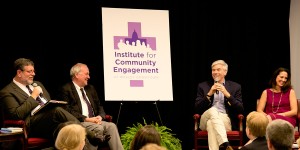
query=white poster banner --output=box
[102,7,173,101]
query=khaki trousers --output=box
[200,107,232,150]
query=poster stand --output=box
[116,100,163,126]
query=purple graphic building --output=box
[114,22,156,50]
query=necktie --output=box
[80,88,94,117]
[26,85,44,105]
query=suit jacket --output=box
[58,82,106,122]
[195,80,244,130]
[0,81,51,126]
[240,136,268,150]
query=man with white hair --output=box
[195,60,244,150]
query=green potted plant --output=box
[120,119,182,150]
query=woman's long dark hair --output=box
[269,67,292,93]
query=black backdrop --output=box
[0,0,291,149]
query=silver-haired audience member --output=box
[266,119,294,150]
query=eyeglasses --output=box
[23,70,35,74]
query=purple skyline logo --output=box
[114,22,156,51]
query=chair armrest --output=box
[4,119,29,139]
[105,115,113,122]
[4,119,25,126]
[194,114,201,131]
[194,114,200,119]
[237,114,244,132]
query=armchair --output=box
[104,115,113,122]
[1,108,113,150]
[0,106,52,150]
[193,113,244,150]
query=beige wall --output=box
[290,0,300,99]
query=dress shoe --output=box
[226,146,233,150]
[219,142,233,150]
[95,133,111,143]
[89,133,111,146]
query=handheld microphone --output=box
[215,80,219,94]
[32,83,44,98]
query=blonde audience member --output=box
[130,125,161,150]
[240,111,269,150]
[296,137,300,150]
[140,143,167,150]
[55,124,86,150]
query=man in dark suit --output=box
[195,60,244,150]
[57,63,123,150]
[0,58,105,149]
[240,111,269,150]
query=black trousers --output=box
[29,106,80,139]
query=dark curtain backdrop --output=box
[0,0,291,149]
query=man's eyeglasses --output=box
[22,70,35,74]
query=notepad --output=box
[1,127,23,133]
[31,100,68,116]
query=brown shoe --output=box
[226,146,233,150]
[219,142,231,150]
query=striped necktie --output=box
[80,88,94,117]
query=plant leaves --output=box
[120,118,182,150]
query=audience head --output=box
[296,137,300,150]
[246,111,269,138]
[130,125,161,150]
[55,123,86,150]
[53,121,78,141]
[269,67,292,93]
[266,119,294,150]
[140,143,167,150]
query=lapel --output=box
[224,81,231,94]
[11,82,30,98]
[70,83,83,112]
